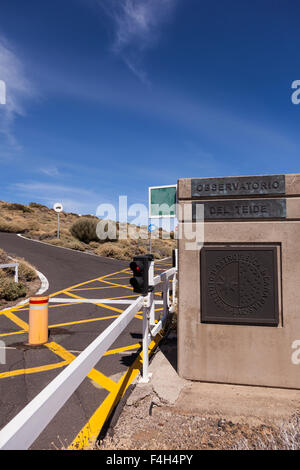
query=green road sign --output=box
[149,185,177,218]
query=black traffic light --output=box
[129,254,154,295]
[172,249,177,268]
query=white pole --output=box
[14,264,18,283]
[149,260,155,327]
[149,219,152,253]
[142,300,150,381]
[57,213,60,239]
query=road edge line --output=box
[16,234,127,264]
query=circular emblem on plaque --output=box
[202,247,278,326]
[214,259,264,309]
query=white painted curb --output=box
[1,268,49,311]
[35,270,49,295]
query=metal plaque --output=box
[192,198,286,221]
[192,175,285,198]
[201,247,279,326]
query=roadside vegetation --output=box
[0,248,40,309]
[0,201,176,260]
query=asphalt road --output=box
[0,232,129,293]
[0,233,170,449]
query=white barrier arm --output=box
[49,298,163,305]
[0,296,144,450]
[0,263,178,449]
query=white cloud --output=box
[98,0,177,83]
[0,37,35,150]
[39,167,61,177]
[110,0,175,51]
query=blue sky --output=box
[0,0,300,218]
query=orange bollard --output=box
[28,296,49,345]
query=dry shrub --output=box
[0,218,29,233]
[119,244,147,259]
[29,202,48,210]
[18,259,38,282]
[0,249,10,264]
[0,249,38,302]
[89,241,100,249]
[80,214,98,220]
[0,277,27,301]
[96,243,124,259]
[96,241,149,260]
[36,231,57,240]
[70,218,99,244]
[2,203,32,213]
[48,239,85,251]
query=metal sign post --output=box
[53,203,63,239]
[148,223,156,253]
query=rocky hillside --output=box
[0,201,176,260]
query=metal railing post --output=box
[14,264,18,283]
[0,263,19,283]
[149,258,155,327]
[139,293,153,383]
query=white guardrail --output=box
[0,263,18,283]
[0,265,177,450]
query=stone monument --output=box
[177,173,300,388]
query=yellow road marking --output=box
[45,342,75,362]
[104,294,138,300]
[98,279,132,291]
[0,264,171,444]
[0,268,131,316]
[104,276,130,280]
[63,290,86,300]
[0,299,160,336]
[68,333,162,450]
[49,315,120,329]
[0,314,122,338]
[0,266,154,394]
[0,330,25,338]
[89,370,118,393]
[65,291,124,314]
[46,269,130,300]
[0,360,70,379]
[0,343,140,383]
[70,286,121,292]
[103,343,140,356]
[15,301,83,312]
[3,312,29,331]
[45,342,116,393]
